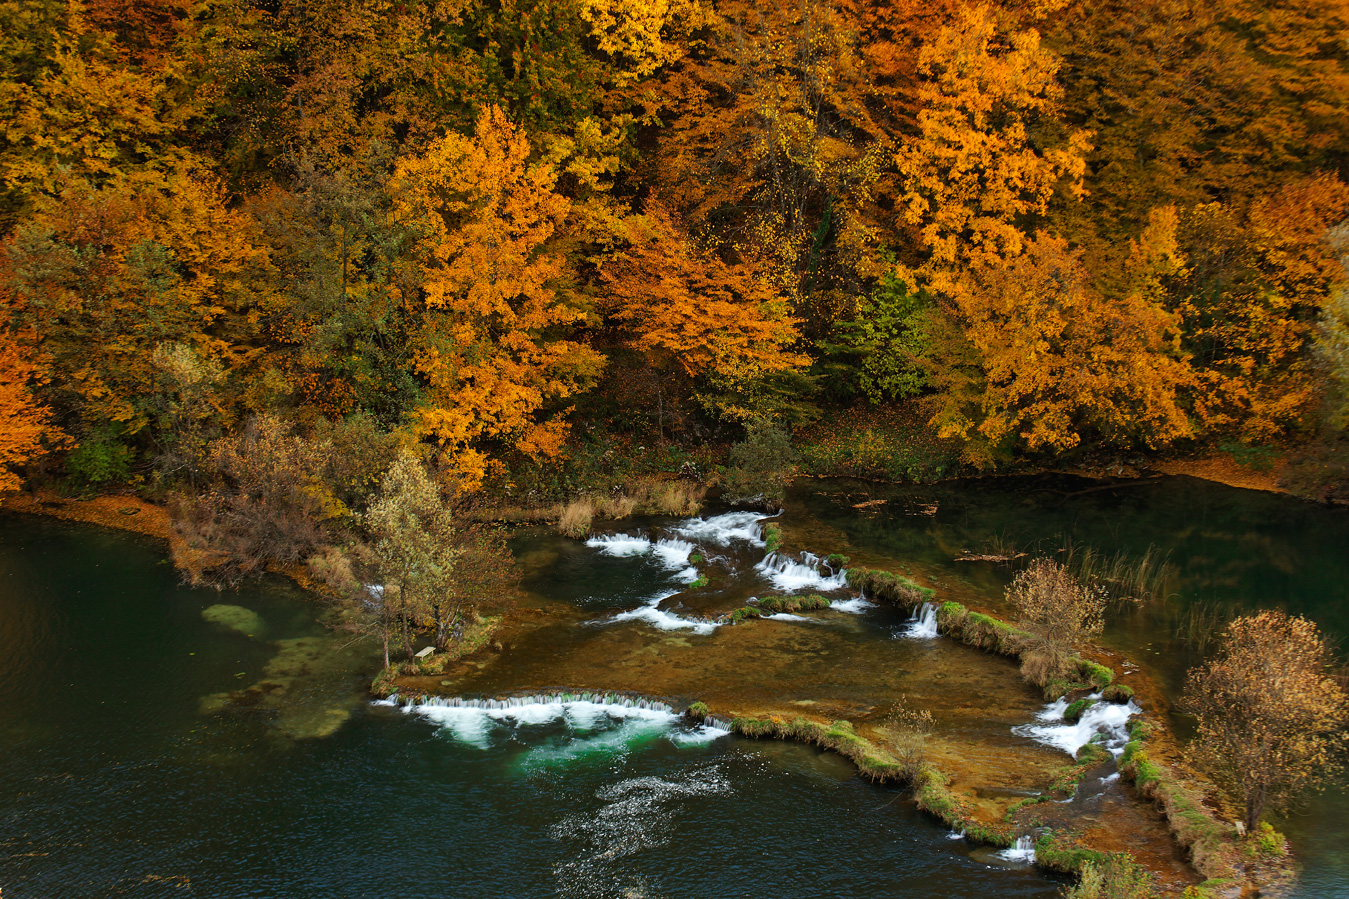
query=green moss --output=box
[825,553,850,569]
[1079,659,1115,689]
[1064,697,1096,723]
[1034,832,1111,875]
[763,523,783,553]
[687,701,709,720]
[1101,684,1134,704]
[688,552,703,565]
[845,567,935,612]
[689,575,709,589]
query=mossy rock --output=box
[1064,697,1097,723]
[202,604,266,638]
[1101,684,1134,704]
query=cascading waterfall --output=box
[755,551,850,592]
[899,602,940,639]
[1013,694,1141,758]
[671,511,769,546]
[996,836,1037,863]
[585,534,653,557]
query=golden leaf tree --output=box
[1184,611,1349,832]
[600,202,806,423]
[392,105,603,489]
[0,305,66,491]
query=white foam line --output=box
[829,596,873,614]
[585,534,652,556]
[610,594,720,635]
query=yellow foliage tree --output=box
[601,202,806,420]
[896,2,1089,290]
[392,105,603,489]
[0,307,67,491]
[928,234,1193,464]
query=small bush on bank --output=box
[1063,854,1156,899]
[1008,559,1104,689]
[721,420,797,509]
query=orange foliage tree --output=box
[927,233,1193,463]
[0,304,67,490]
[1,169,265,440]
[392,105,603,489]
[600,202,806,422]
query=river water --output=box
[1,474,1346,897]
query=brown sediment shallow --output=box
[393,575,1208,894]
[1,489,172,539]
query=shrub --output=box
[721,420,797,509]
[1008,559,1104,689]
[65,431,133,494]
[1184,610,1349,832]
[1063,854,1156,899]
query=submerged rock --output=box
[202,604,266,638]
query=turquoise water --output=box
[0,514,1057,898]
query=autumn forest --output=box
[4,0,1349,513]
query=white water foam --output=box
[765,612,819,623]
[755,551,849,592]
[898,602,940,639]
[552,765,733,898]
[610,593,720,635]
[996,835,1037,864]
[585,534,652,557]
[651,537,700,582]
[829,595,873,614]
[672,511,768,546]
[1013,694,1140,758]
[669,723,732,745]
[586,533,701,582]
[377,694,727,752]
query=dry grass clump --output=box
[557,497,595,538]
[555,477,705,537]
[628,476,704,515]
[592,493,637,519]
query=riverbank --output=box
[1,490,172,539]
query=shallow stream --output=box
[2,473,1347,897]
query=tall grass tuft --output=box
[1059,540,1176,607]
[557,497,594,538]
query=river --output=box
[1,474,1345,897]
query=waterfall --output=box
[374,691,730,750]
[1013,694,1141,758]
[671,511,768,547]
[899,602,939,639]
[585,533,652,556]
[996,836,1037,863]
[755,551,849,592]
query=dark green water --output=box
[4,472,1346,897]
[785,474,1349,897]
[0,514,1057,899]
